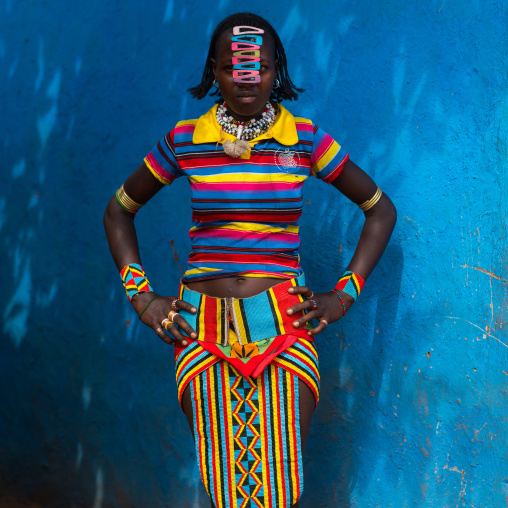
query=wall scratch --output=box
[443,316,508,349]
[460,264,506,282]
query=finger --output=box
[286,298,317,316]
[160,317,187,345]
[172,313,197,339]
[154,324,176,345]
[172,298,197,314]
[307,319,328,336]
[164,322,189,345]
[287,285,310,295]
[291,309,320,328]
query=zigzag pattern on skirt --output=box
[190,361,304,508]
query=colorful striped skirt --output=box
[174,277,320,508]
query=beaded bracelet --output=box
[329,289,346,316]
[334,271,365,301]
[120,263,154,301]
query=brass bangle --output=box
[359,186,382,211]
[116,184,143,213]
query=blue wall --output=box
[1,1,507,506]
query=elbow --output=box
[365,193,397,230]
[385,195,397,230]
[103,195,128,233]
[103,196,115,231]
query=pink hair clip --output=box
[232,42,261,51]
[232,56,260,65]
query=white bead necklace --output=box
[216,102,277,141]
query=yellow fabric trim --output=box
[192,103,300,148]
[293,116,313,126]
[268,287,286,335]
[189,172,306,184]
[208,369,223,501]
[194,376,210,494]
[189,222,299,234]
[184,267,223,275]
[311,139,342,174]
[233,299,246,342]
[144,156,173,185]
[176,119,199,128]
[236,273,294,279]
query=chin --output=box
[229,99,268,118]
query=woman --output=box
[104,12,396,508]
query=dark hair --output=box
[188,12,304,102]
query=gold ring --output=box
[168,310,178,321]
[320,319,328,327]
[161,318,171,330]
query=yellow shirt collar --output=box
[192,103,299,147]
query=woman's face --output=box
[211,30,278,122]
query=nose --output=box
[237,81,256,88]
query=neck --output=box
[225,103,268,123]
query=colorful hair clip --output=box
[233,61,261,71]
[231,34,263,45]
[233,50,260,58]
[232,42,260,51]
[232,56,260,65]
[233,26,265,35]
[233,70,260,79]
[233,74,261,83]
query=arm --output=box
[104,163,197,345]
[287,159,397,335]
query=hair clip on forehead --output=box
[233,70,261,83]
[233,25,265,35]
[232,25,264,83]
[231,34,263,45]
[232,56,260,64]
[234,61,261,71]
[232,41,261,51]
[233,49,260,58]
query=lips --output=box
[236,93,257,104]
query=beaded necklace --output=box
[216,101,276,141]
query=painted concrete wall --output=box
[1,0,506,506]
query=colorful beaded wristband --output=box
[120,263,154,301]
[334,271,365,301]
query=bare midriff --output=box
[186,276,284,299]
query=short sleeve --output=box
[144,129,182,186]
[310,125,349,183]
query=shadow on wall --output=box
[301,243,403,507]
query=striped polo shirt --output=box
[144,104,349,283]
